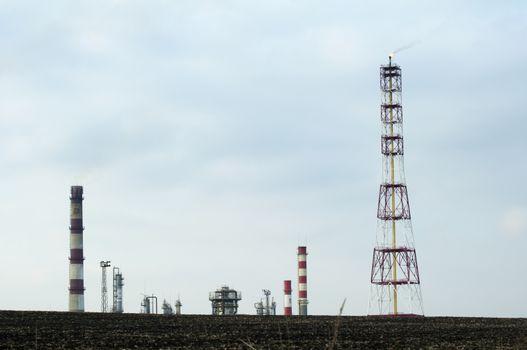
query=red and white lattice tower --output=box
[283,280,292,316]
[297,246,308,315]
[369,56,424,316]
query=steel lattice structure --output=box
[369,56,424,316]
[112,267,124,313]
[100,261,111,313]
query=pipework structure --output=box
[209,286,242,315]
[254,289,276,316]
[283,280,292,316]
[112,267,124,313]
[141,294,158,314]
[297,246,308,315]
[100,261,111,312]
[369,55,424,316]
[69,186,85,312]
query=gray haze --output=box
[0,1,525,316]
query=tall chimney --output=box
[297,246,308,315]
[69,186,85,312]
[283,280,292,316]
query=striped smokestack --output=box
[283,280,292,316]
[69,185,85,312]
[297,246,308,315]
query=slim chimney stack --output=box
[283,280,292,316]
[297,246,308,315]
[69,186,85,312]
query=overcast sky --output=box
[0,1,525,317]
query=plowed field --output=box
[0,311,525,349]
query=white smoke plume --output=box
[392,40,421,55]
[389,38,426,59]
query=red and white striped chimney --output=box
[283,280,292,316]
[69,186,85,312]
[297,246,308,315]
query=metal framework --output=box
[112,267,124,313]
[377,184,411,220]
[369,56,424,316]
[100,261,111,312]
[209,286,242,315]
[371,248,420,285]
[141,294,158,314]
[254,289,276,316]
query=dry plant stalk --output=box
[327,298,347,350]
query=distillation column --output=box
[112,267,124,313]
[100,260,111,312]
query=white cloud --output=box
[501,207,527,237]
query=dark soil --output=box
[0,311,525,349]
